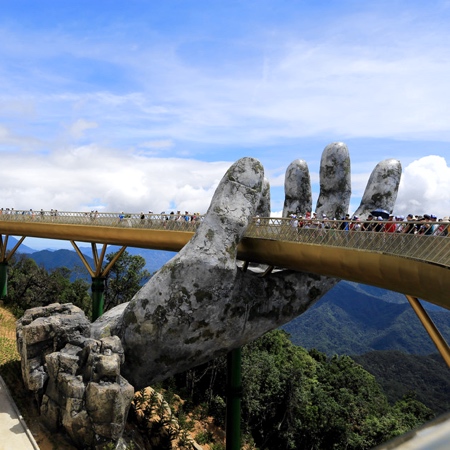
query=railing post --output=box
[91,277,106,321]
[0,262,7,298]
[226,347,242,450]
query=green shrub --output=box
[195,430,214,444]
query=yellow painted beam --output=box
[405,295,450,368]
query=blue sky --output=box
[1,0,450,250]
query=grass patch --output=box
[0,304,30,414]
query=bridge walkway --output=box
[0,211,448,309]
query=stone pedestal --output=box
[16,303,134,449]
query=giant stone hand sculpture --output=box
[92,142,401,389]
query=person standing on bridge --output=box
[402,214,417,234]
[384,214,397,233]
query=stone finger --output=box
[315,142,351,219]
[283,159,312,217]
[353,159,402,219]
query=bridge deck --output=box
[0,211,449,310]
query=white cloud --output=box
[0,145,230,214]
[68,119,98,139]
[395,155,450,218]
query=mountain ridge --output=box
[281,281,450,356]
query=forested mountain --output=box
[280,281,450,415]
[10,241,176,279]
[29,249,92,281]
[353,351,450,415]
[282,280,450,356]
[91,245,176,274]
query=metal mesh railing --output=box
[245,217,450,268]
[1,211,449,268]
[0,210,203,231]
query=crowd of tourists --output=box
[287,212,449,236]
[1,207,449,237]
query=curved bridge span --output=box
[1,211,449,310]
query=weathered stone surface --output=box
[62,409,94,448]
[283,159,312,217]
[91,303,127,341]
[101,335,125,363]
[17,303,134,449]
[86,379,134,432]
[256,177,271,217]
[92,353,121,381]
[17,303,90,392]
[40,394,60,431]
[353,158,402,219]
[316,142,351,219]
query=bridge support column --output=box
[405,295,450,368]
[91,277,106,321]
[0,262,7,298]
[226,347,242,450]
[71,241,127,322]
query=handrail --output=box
[0,210,203,230]
[0,210,449,269]
[245,218,450,269]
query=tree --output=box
[3,253,90,317]
[103,251,151,311]
[162,329,436,450]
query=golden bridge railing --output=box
[0,210,202,231]
[245,218,450,268]
[0,210,449,268]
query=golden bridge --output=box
[1,210,449,365]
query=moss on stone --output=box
[201,328,215,340]
[122,310,138,326]
[184,335,200,345]
[194,289,213,303]
[371,191,392,204]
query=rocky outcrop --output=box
[17,303,134,449]
[17,302,91,394]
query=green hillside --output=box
[282,281,450,356]
[353,351,450,415]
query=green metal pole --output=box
[0,262,7,298]
[226,347,242,450]
[91,277,106,321]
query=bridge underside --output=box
[1,221,448,311]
